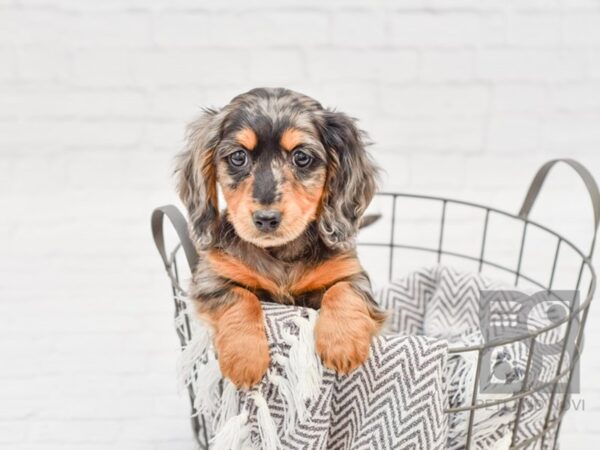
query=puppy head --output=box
[176,88,378,250]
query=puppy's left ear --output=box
[317,110,379,250]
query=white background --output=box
[1,0,600,448]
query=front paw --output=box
[315,283,379,375]
[213,293,270,389]
[216,329,270,389]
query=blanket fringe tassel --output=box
[211,410,252,450]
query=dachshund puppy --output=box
[176,87,385,389]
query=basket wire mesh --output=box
[152,159,599,450]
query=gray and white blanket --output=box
[177,266,562,449]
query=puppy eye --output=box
[228,150,248,167]
[292,150,312,168]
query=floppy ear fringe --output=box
[174,108,223,250]
[317,110,380,250]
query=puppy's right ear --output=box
[175,108,224,250]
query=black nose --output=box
[253,210,282,232]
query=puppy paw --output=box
[214,289,270,389]
[216,328,270,389]
[315,282,379,375]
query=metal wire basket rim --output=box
[377,191,594,262]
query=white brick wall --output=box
[1,0,600,448]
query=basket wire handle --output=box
[518,158,600,258]
[151,205,199,271]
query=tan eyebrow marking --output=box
[280,128,306,152]
[235,127,257,150]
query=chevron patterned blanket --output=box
[178,265,556,449]
[380,266,561,450]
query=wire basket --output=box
[152,159,599,450]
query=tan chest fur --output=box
[206,249,362,301]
